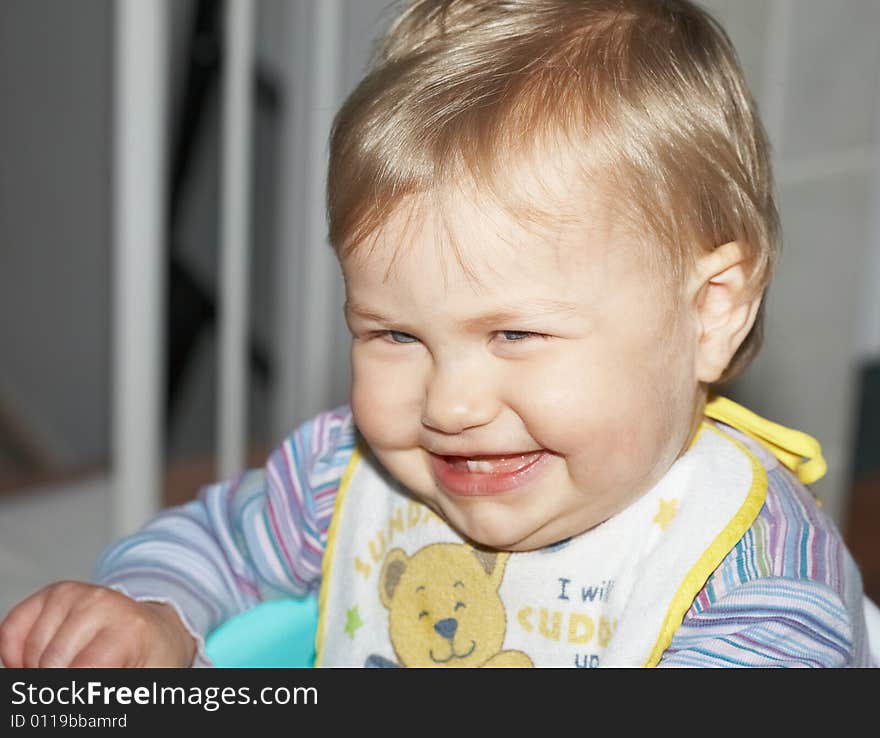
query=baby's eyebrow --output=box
[344,298,580,327]
[344,301,389,322]
[459,300,580,330]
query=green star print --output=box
[345,606,363,639]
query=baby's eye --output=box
[381,330,419,344]
[454,601,466,611]
[498,330,540,341]
[418,610,429,619]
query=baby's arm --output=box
[0,407,354,668]
[656,452,870,667]
[658,576,859,667]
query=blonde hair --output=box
[327,0,780,383]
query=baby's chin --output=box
[465,528,563,553]
[448,499,615,552]
[443,505,563,553]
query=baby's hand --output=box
[0,581,197,668]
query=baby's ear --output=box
[690,241,762,384]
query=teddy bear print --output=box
[366,542,533,668]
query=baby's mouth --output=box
[441,452,546,474]
[428,449,551,496]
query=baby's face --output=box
[342,187,703,551]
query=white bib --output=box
[316,422,766,668]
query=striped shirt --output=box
[93,407,873,667]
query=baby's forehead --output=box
[367,185,631,281]
[338,135,661,296]
[342,199,659,323]
[354,202,572,289]
[341,129,647,275]
[384,164,611,240]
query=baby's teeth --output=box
[465,459,495,473]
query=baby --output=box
[0,0,872,667]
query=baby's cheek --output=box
[526,385,653,479]
[586,405,682,494]
[350,374,387,440]
[508,366,607,448]
[350,366,419,446]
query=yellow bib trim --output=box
[704,395,826,485]
[314,442,364,667]
[642,422,768,667]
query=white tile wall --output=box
[699,0,772,104]
[780,0,880,161]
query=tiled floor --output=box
[0,476,112,620]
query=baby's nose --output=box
[421,362,500,434]
[434,618,458,641]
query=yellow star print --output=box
[653,497,678,532]
[345,606,363,639]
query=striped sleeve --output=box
[92,406,356,662]
[659,461,872,667]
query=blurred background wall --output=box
[1,0,878,615]
[0,0,113,477]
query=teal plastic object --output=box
[205,594,319,668]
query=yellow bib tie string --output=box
[704,395,827,485]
